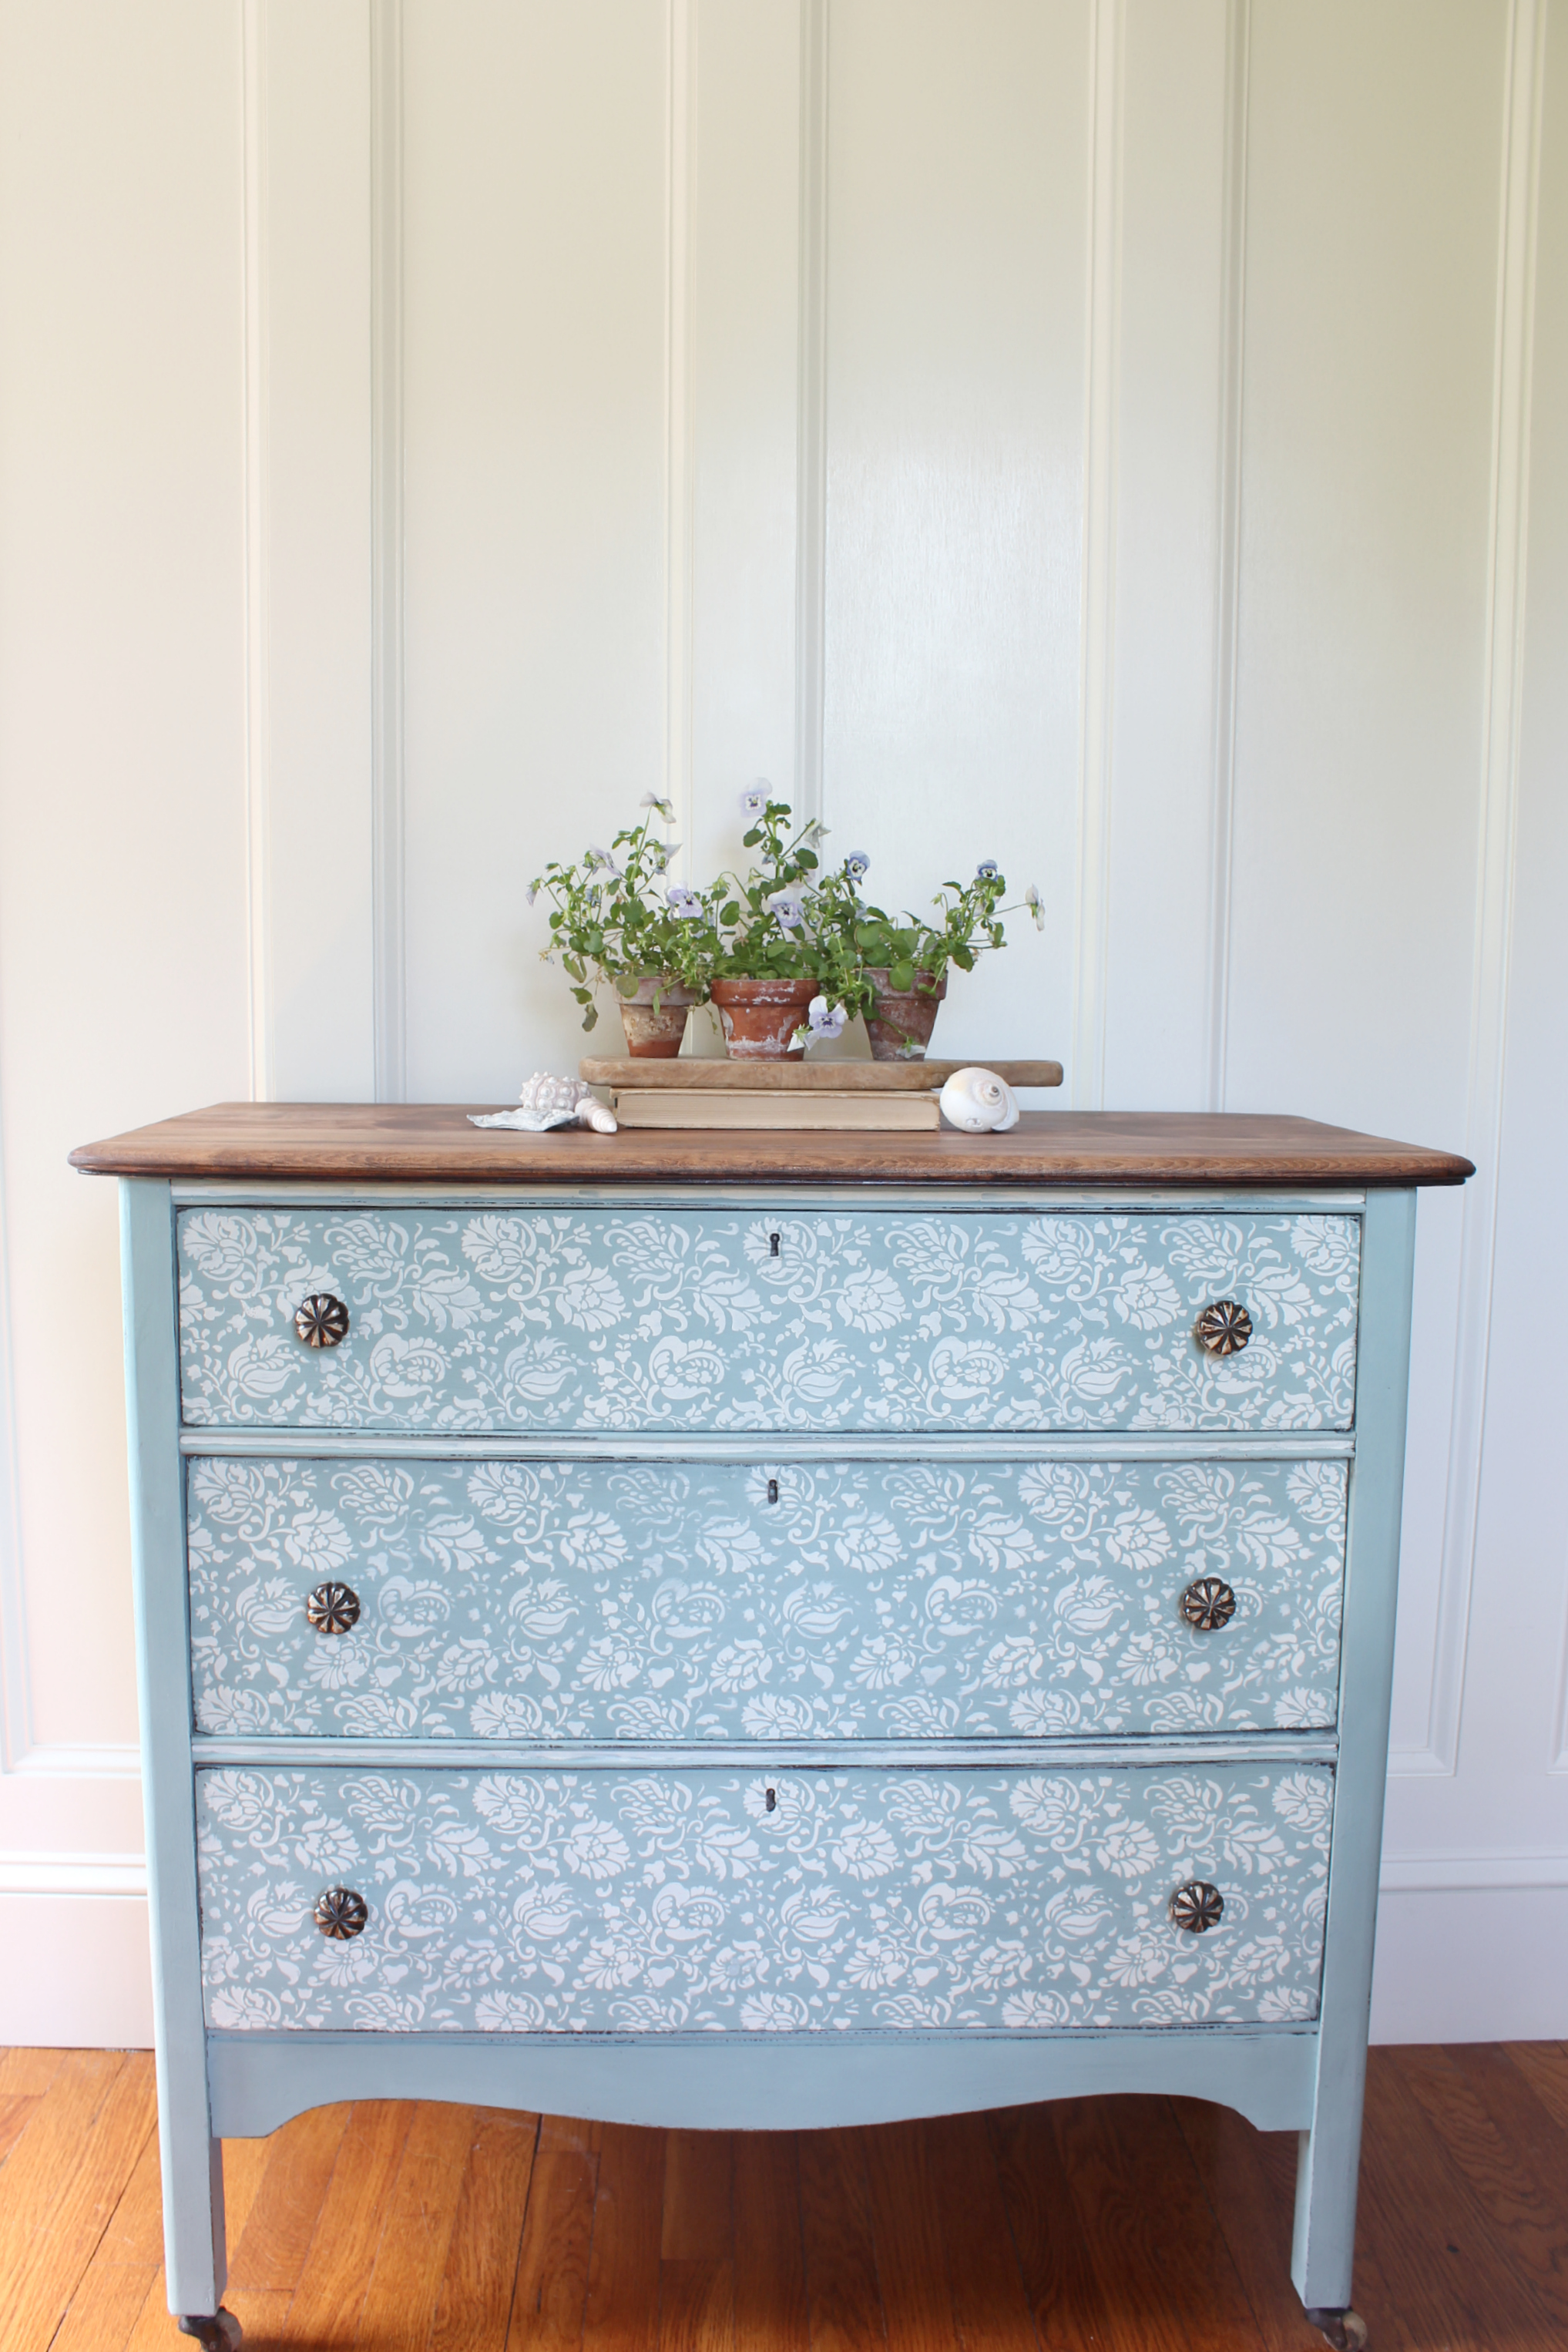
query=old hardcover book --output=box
[582,1056,1063,1091]
[611,1089,940,1131]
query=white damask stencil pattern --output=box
[196,1764,1331,2034]
[187,1456,1347,1742]
[176,1208,1360,1433]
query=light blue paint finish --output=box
[207,2021,1319,2138]
[176,1205,1361,1433]
[186,1453,1348,1742]
[194,1760,1331,2034]
[121,1179,227,2320]
[1291,1189,1417,2314]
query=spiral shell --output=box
[938,1067,1019,1134]
[468,1075,618,1134]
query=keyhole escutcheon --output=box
[765,1787,777,1813]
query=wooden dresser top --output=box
[69,1102,1474,1188]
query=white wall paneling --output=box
[371,0,407,1103]
[2,0,1566,2042]
[1395,0,1546,1778]
[793,0,830,828]
[1069,0,1123,1112]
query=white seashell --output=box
[938,1067,1019,1134]
[467,1074,617,1135]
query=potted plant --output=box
[526,796,712,1055]
[706,789,879,1057]
[809,855,1045,1060]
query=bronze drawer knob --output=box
[1194,1299,1251,1356]
[294,1292,350,1349]
[305,1582,361,1635]
[1180,1577,1237,1631]
[1169,1880,1224,1934]
[314,1887,368,1940]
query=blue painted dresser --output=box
[70,1104,1472,2350]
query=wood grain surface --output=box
[68,1101,1475,1187]
[6,2044,1563,2350]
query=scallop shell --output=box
[938,1066,1019,1134]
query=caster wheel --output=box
[179,2312,243,2349]
[1305,2312,1368,2352]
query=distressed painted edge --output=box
[123,1178,226,2313]
[1291,1187,1416,2309]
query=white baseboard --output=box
[0,1884,1563,2055]
[0,1893,154,2047]
[1371,1883,1568,2042]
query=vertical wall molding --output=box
[371,0,406,1102]
[794,0,829,828]
[1204,0,1251,1115]
[663,0,697,866]
[1392,0,1545,1779]
[1069,0,1125,1111]
[240,0,271,1103]
[0,1100,30,1769]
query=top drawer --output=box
[176,1205,1359,1434]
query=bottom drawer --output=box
[196,1762,1331,2036]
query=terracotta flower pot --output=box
[709,976,818,1060]
[616,976,697,1058]
[865,969,946,1061]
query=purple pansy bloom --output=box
[976,859,999,880]
[767,892,806,930]
[666,885,702,919]
[844,851,870,883]
[806,996,847,1040]
[740,785,769,818]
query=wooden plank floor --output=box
[2,2044,1566,2350]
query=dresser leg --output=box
[1290,2111,1362,2319]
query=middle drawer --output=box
[187,1453,1347,1742]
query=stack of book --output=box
[578,1058,1064,1130]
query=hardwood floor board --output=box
[428,2109,539,2352]
[861,2119,960,2352]
[1357,2051,1534,2351]
[731,2132,808,2352]
[582,2123,666,2352]
[1386,2045,1568,2329]
[507,2126,599,2351]
[0,2050,156,2352]
[12,2045,1568,2352]
[661,2132,733,2264]
[922,2112,1036,2352]
[225,2102,354,2294]
[658,2258,734,2352]
[219,2132,276,2262]
[0,2091,41,2170]
[46,2256,163,2352]
[988,2103,1105,2352]
[1053,2094,1264,2352]
[353,2101,481,2352]
[1169,2099,1321,2352]
[797,2129,886,2352]
[1501,2041,1568,2146]
[0,2046,68,2098]
[280,2100,417,2347]
[221,2286,295,2348]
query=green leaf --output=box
[888,960,915,993]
